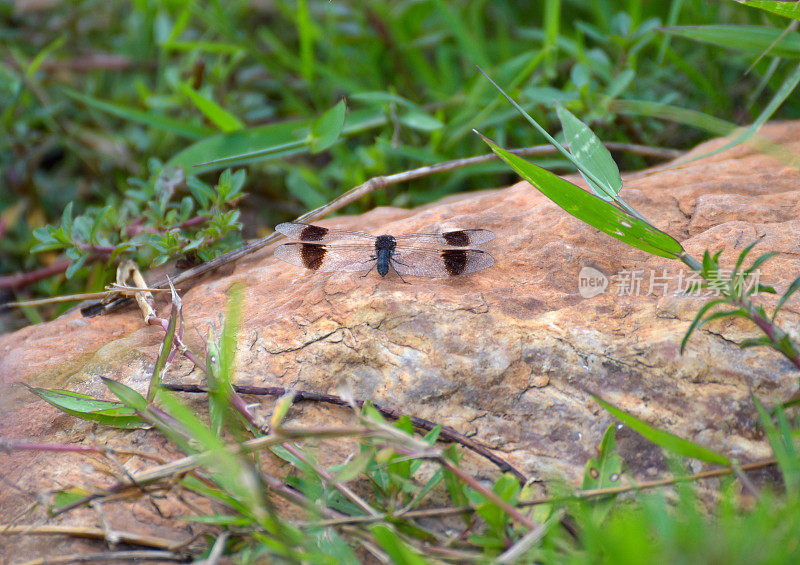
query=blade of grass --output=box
[659,25,800,57]
[25,385,145,428]
[670,61,800,165]
[593,395,730,465]
[63,88,214,139]
[169,108,386,173]
[725,2,800,23]
[478,134,684,258]
[554,101,622,200]
[176,81,244,133]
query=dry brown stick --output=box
[17,550,187,565]
[49,426,376,517]
[82,141,681,317]
[301,456,780,528]
[0,525,191,552]
[162,382,527,482]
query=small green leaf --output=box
[351,91,415,107]
[370,524,430,565]
[177,81,244,133]
[101,377,148,411]
[308,99,347,153]
[61,202,74,237]
[187,177,214,208]
[743,251,779,279]
[65,254,89,279]
[26,386,145,428]
[680,298,728,353]
[740,336,774,349]
[270,390,296,429]
[52,488,90,509]
[399,109,443,132]
[555,102,621,201]
[773,275,800,321]
[593,395,730,465]
[582,424,623,490]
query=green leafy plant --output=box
[30,163,244,277]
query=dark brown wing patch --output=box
[442,230,470,246]
[441,249,469,275]
[300,243,327,270]
[299,224,329,241]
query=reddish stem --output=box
[0,259,72,290]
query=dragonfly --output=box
[273,221,495,281]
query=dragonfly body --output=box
[273,221,495,279]
[373,235,397,277]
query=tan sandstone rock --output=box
[2,122,800,559]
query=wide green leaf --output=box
[479,135,684,258]
[659,25,800,58]
[555,101,621,200]
[593,395,730,466]
[26,385,146,428]
[727,2,800,22]
[167,108,385,173]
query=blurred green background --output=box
[2,0,799,326]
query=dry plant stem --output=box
[1,441,166,464]
[163,382,527,481]
[737,296,800,371]
[303,456,779,527]
[85,142,682,317]
[437,456,539,531]
[199,531,229,565]
[146,316,206,369]
[17,550,187,565]
[49,427,377,517]
[0,525,190,552]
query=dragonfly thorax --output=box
[374,235,397,276]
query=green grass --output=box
[4,1,800,561]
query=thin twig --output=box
[17,550,187,565]
[0,525,191,552]
[0,440,166,463]
[49,426,377,517]
[82,142,681,317]
[300,456,779,528]
[162,382,527,482]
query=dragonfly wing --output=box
[274,243,377,273]
[275,222,374,242]
[391,247,495,278]
[394,228,495,247]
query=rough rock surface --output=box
[2,122,800,560]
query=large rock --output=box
[2,122,800,559]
